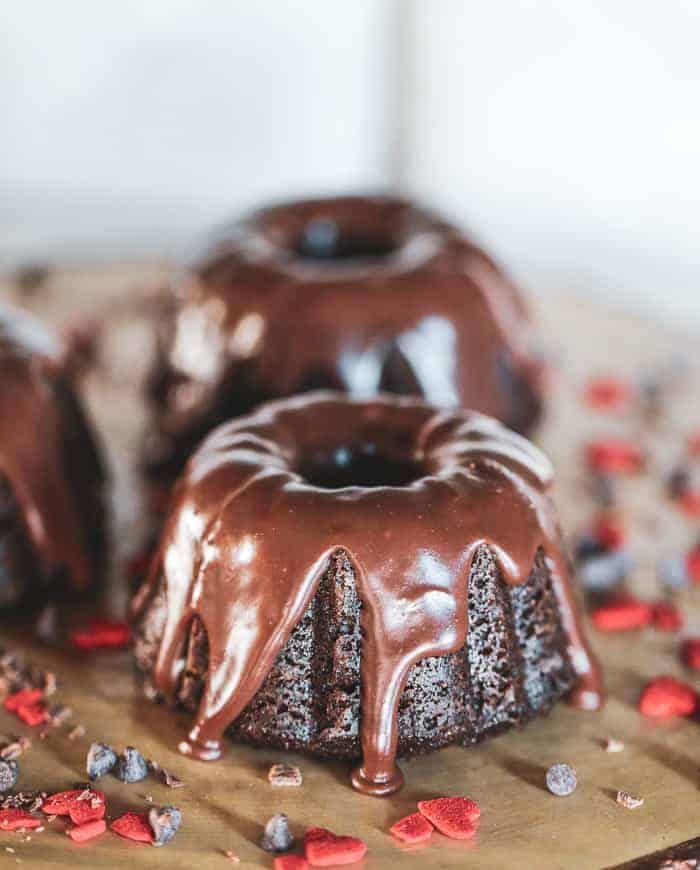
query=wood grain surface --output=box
[0,263,699,869]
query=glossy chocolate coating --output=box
[145,196,544,482]
[133,392,602,795]
[0,304,107,601]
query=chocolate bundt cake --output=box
[0,304,107,608]
[144,195,544,487]
[133,392,602,796]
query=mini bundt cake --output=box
[0,304,107,608]
[133,392,602,796]
[144,195,545,487]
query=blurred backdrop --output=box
[2,0,699,325]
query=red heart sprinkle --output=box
[585,439,644,474]
[4,688,44,712]
[681,638,700,671]
[111,812,154,843]
[389,811,434,844]
[584,377,631,410]
[68,790,105,825]
[417,796,481,840]
[591,599,653,632]
[42,790,85,815]
[67,818,106,842]
[652,601,683,632]
[303,827,367,866]
[16,702,48,726]
[639,676,698,718]
[0,808,43,830]
[274,856,309,870]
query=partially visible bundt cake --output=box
[0,304,107,608]
[144,195,545,488]
[133,392,602,796]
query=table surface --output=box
[0,263,699,869]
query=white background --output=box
[1,0,699,325]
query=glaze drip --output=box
[133,393,603,795]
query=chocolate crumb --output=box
[223,851,241,863]
[260,813,294,853]
[268,763,303,788]
[616,790,644,809]
[604,737,625,753]
[148,759,185,789]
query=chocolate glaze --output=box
[133,392,603,796]
[0,304,107,600]
[145,195,544,483]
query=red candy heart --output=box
[584,377,631,411]
[16,702,48,726]
[639,676,698,718]
[652,601,683,632]
[0,808,43,830]
[67,818,106,842]
[389,811,434,844]
[274,856,309,870]
[68,790,106,825]
[71,619,132,651]
[417,796,481,840]
[681,638,700,671]
[111,812,154,843]
[42,790,85,815]
[304,827,367,866]
[591,599,653,632]
[4,688,44,712]
[585,439,643,474]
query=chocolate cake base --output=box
[135,544,576,759]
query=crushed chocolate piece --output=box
[148,805,182,847]
[268,763,303,788]
[261,813,294,853]
[0,737,30,761]
[148,760,185,789]
[616,790,644,809]
[546,763,577,796]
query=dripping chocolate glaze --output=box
[146,195,544,478]
[133,392,603,796]
[0,304,97,591]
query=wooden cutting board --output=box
[0,263,699,869]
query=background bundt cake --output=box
[144,195,545,488]
[133,393,602,795]
[0,304,107,608]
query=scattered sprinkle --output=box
[591,599,653,632]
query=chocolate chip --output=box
[545,763,577,797]
[0,760,18,793]
[260,813,294,852]
[148,805,181,847]
[86,742,117,780]
[116,746,148,783]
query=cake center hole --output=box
[298,444,423,489]
[295,219,398,262]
